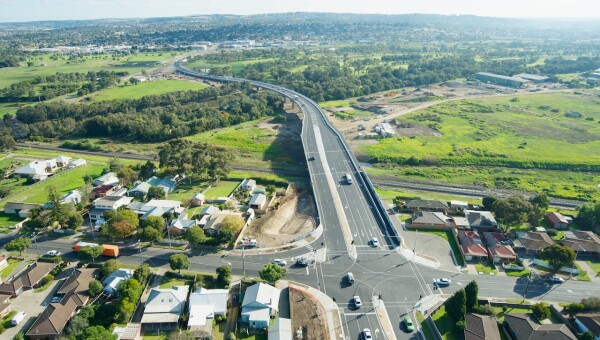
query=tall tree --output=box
[101,259,121,277]
[219,215,244,243]
[185,226,207,246]
[147,186,166,199]
[4,237,31,255]
[259,263,286,283]
[491,196,535,226]
[465,280,479,312]
[539,244,576,271]
[169,254,190,273]
[216,265,232,287]
[88,279,103,296]
[117,167,138,187]
[445,288,466,321]
[78,245,104,262]
[134,264,151,286]
[139,227,162,244]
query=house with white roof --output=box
[170,215,197,232]
[199,205,221,216]
[14,161,51,181]
[188,288,228,330]
[191,193,206,207]
[102,268,134,296]
[249,193,268,212]
[241,179,256,192]
[54,155,72,167]
[126,199,183,220]
[128,182,151,197]
[61,190,82,205]
[93,172,119,187]
[269,318,292,340]
[68,158,87,169]
[241,283,280,329]
[141,285,189,330]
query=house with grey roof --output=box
[93,172,119,187]
[249,193,268,212]
[405,199,449,213]
[504,313,576,340]
[410,211,452,228]
[513,232,554,255]
[464,313,501,340]
[0,262,56,297]
[241,283,280,329]
[141,285,189,330]
[200,205,221,216]
[465,210,498,232]
[128,182,151,197]
[102,268,134,296]
[3,202,42,218]
[574,313,600,340]
[241,179,256,192]
[188,288,228,331]
[170,216,197,232]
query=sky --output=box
[1,0,598,23]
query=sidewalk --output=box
[576,261,600,282]
[229,224,323,255]
[414,294,447,317]
[289,282,344,340]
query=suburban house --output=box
[464,313,501,340]
[410,211,452,228]
[146,176,177,195]
[241,178,257,192]
[128,182,151,197]
[3,202,42,218]
[574,313,600,340]
[0,262,56,297]
[405,199,449,213]
[241,283,281,329]
[199,205,221,216]
[188,288,228,331]
[127,199,183,221]
[269,318,292,340]
[203,212,242,236]
[93,172,120,187]
[452,216,471,229]
[112,323,142,340]
[191,193,206,207]
[91,184,117,198]
[68,158,87,168]
[249,193,268,212]
[483,232,517,264]
[513,232,555,255]
[54,155,72,167]
[546,212,569,230]
[450,200,469,211]
[92,195,134,211]
[465,210,498,232]
[170,215,197,232]
[0,294,11,318]
[60,190,82,205]
[503,313,576,340]
[561,231,600,258]
[102,268,134,296]
[26,268,98,340]
[141,285,190,330]
[456,230,488,262]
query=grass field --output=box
[204,180,240,199]
[431,306,463,340]
[583,260,600,276]
[0,258,22,278]
[0,52,182,86]
[375,186,482,206]
[319,100,355,108]
[168,178,211,203]
[91,80,207,102]
[6,163,105,205]
[367,164,600,202]
[0,212,23,228]
[364,93,600,168]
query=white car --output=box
[435,278,451,287]
[46,250,61,257]
[354,295,362,308]
[548,275,565,283]
[363,328,373,340]
[370,238,379,247]
[272,259,287,266]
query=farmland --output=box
[90,79,208,102]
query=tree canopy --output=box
[78,245,104,261]
[169,254,190,273]
[158,139,232,180]
[4,237,31,255]
[445,288,466,321]
[259,263,286,283]
[539,244,576,271]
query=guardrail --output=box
[174,62,401,246]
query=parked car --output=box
[548,275,565,283]
[370,237,379,247]
[272,259,287,266]
[51,296,62,303]
[354,295,362,308]
[295,259,309,267]
[363,328,373,339]
[308,156,316,161]
[404,314,414,332]
[434,278,451,287]
[11,311,26,326]
[46,250,61,257]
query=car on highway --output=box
[353,295,362,308]
[370,237,379,247]
[548,275,565,283]
[404,314,414,332]
[46,250,61,257]
[434,278,451,287]
[272,259,287,266]
[295,259,309,267]
[362,328,373,339]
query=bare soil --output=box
[290,286,328,340]
[245,191,316,247]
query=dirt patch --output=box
[290,286,328,340]
[245,191,317,247]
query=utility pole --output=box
[242,251,246,278]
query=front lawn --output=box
[0,212,23,228]
[0,258,22,278]
[583,260,600,276]
[475,263,498,275]
[574,263,591,281]
[159,276,192,289]
[416,311,434,340]
[504,268,531,277]
[492,306,531,322]
[431,306,463,340]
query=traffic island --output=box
[289,282,344,340]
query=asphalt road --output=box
[9,64,599,340]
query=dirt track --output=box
[290,286,328,340]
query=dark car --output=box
[295,259,309,267]
[308,156,316,161]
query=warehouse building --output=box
[475,72,529,88]
[513,73,550,83]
